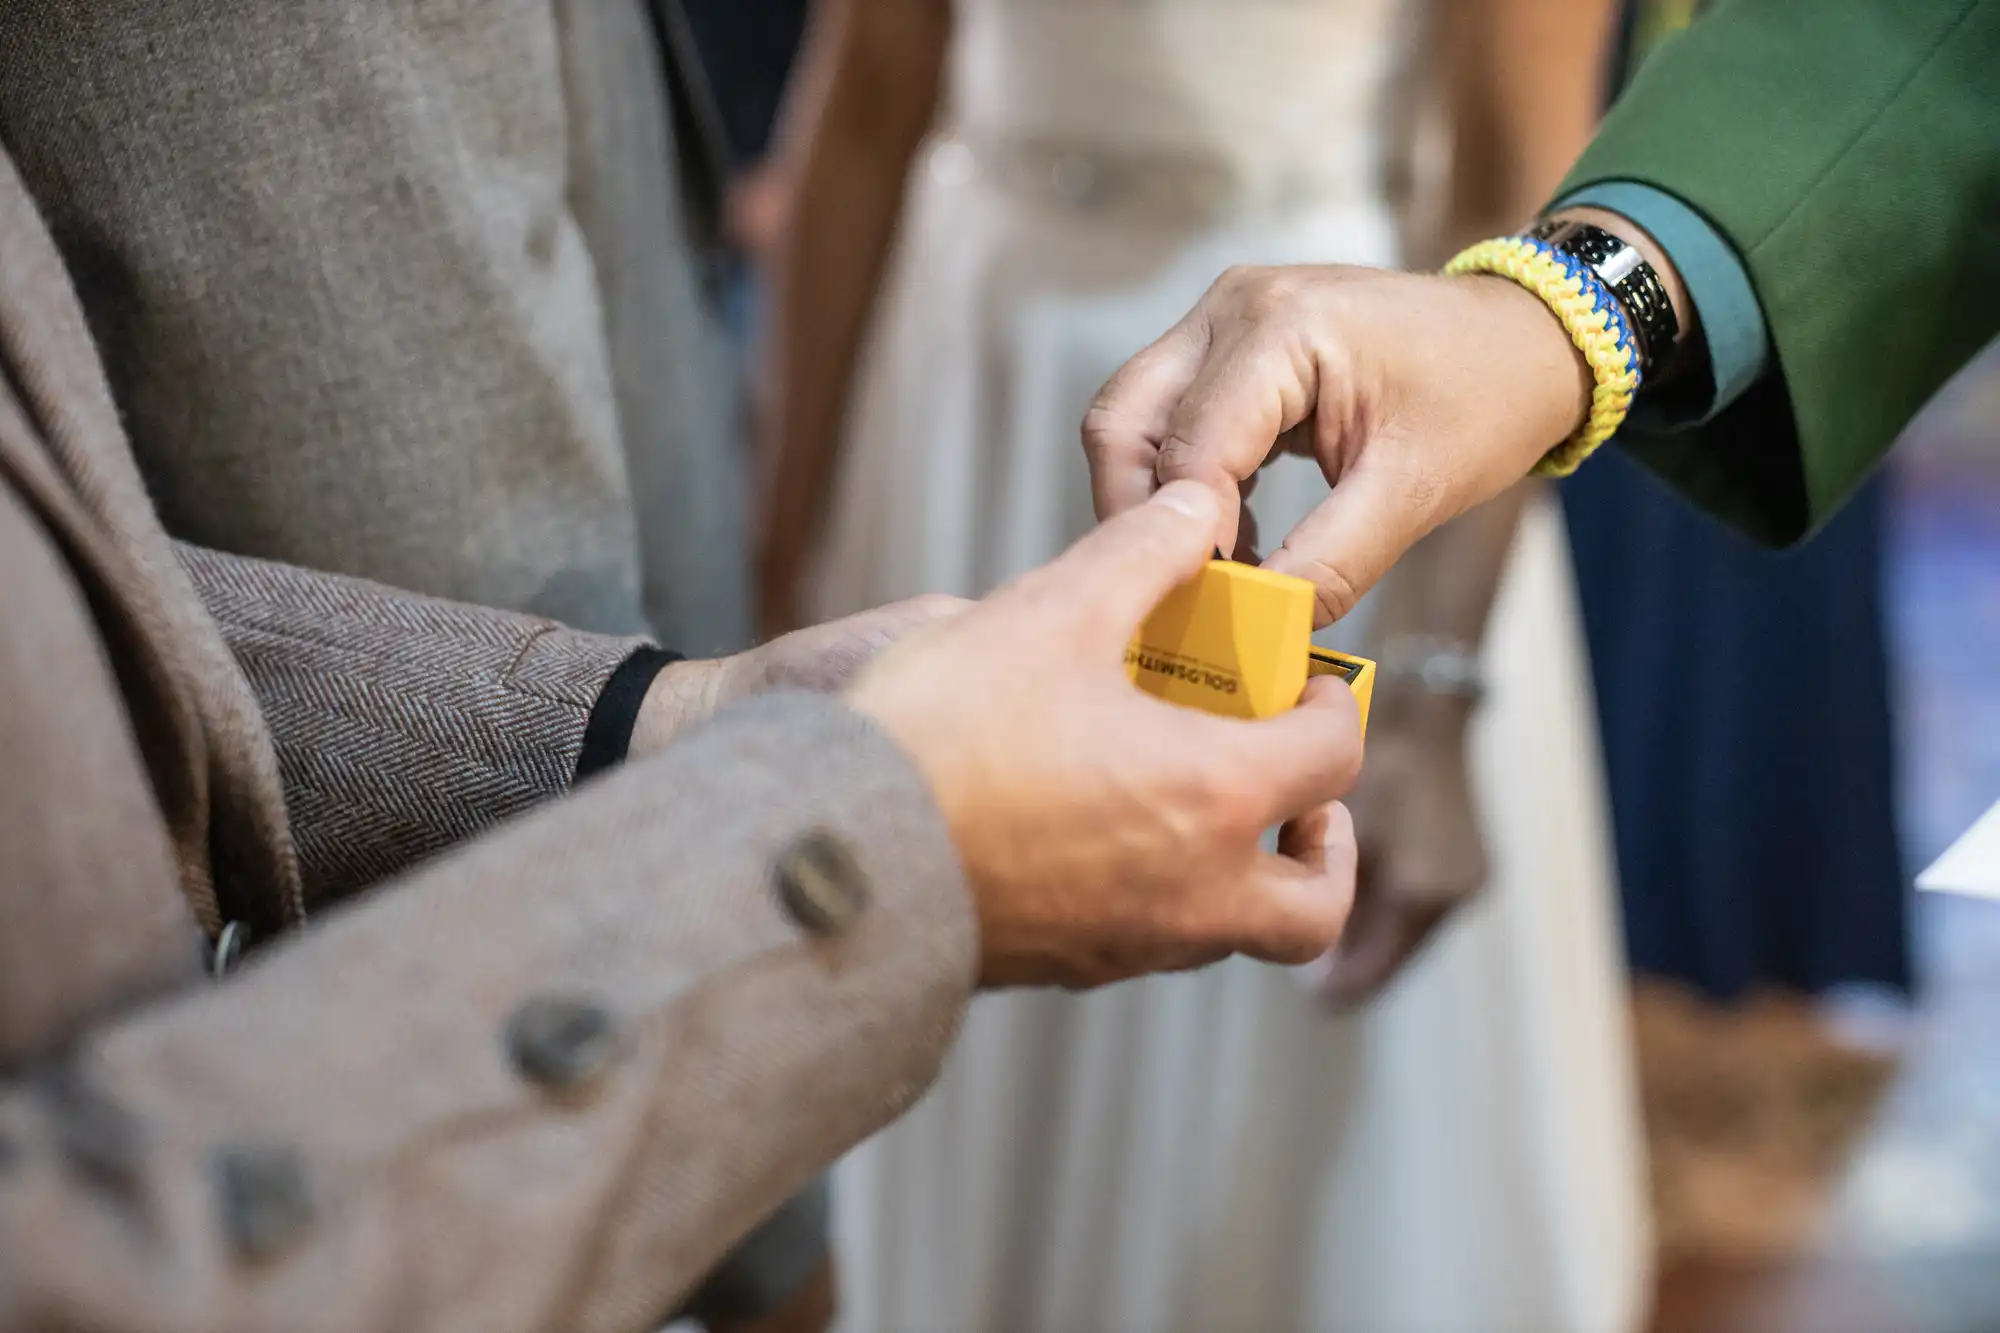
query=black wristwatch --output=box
[1525,218,1681,374]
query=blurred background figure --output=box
[755,1,1648,1331]
[680,0,813,346]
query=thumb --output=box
[1262,452,1449,627]
[1042,480,1222,643]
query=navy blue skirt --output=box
[1561,449,1913,1000]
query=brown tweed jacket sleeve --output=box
[0,116,977,1332]
[0,690,974,1333]
[178,542,648,908]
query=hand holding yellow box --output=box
[1125,559,1375,737]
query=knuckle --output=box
[1241,272,1309,323]
[1156,766,1236,843]
[1078,403,1124,458]
[906,592,965,619]
[1156,765,1215,827]
[1215,263,1263,297]
[1168,761,1226,815]
[1182,763,1263,837]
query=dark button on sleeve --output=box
[213,1143,314,1261]
[505,995,622,1094]
[774,830,871,935]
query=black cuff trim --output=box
[574,645,682,783]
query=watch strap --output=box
[1526,218,1680,373]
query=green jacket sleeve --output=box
[1557,0,2000,545]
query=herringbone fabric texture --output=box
[181,543,644,907]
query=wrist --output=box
[1442,221,1647,477]
[1459,274,1596,465]
[630,658,729,757]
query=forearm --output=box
[0,694,975,1333]
[757,0,949,578]
[753,0,853,218]
[760,139,919,551]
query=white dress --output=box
[814,2,1650,1330]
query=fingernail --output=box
[1153,480,1217,523]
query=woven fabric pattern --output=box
[181,544,643,909]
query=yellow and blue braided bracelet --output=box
[1443,235,1642,477]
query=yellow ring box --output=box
[1125,559,1375,737]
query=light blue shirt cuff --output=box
[1557,180,1769,429]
